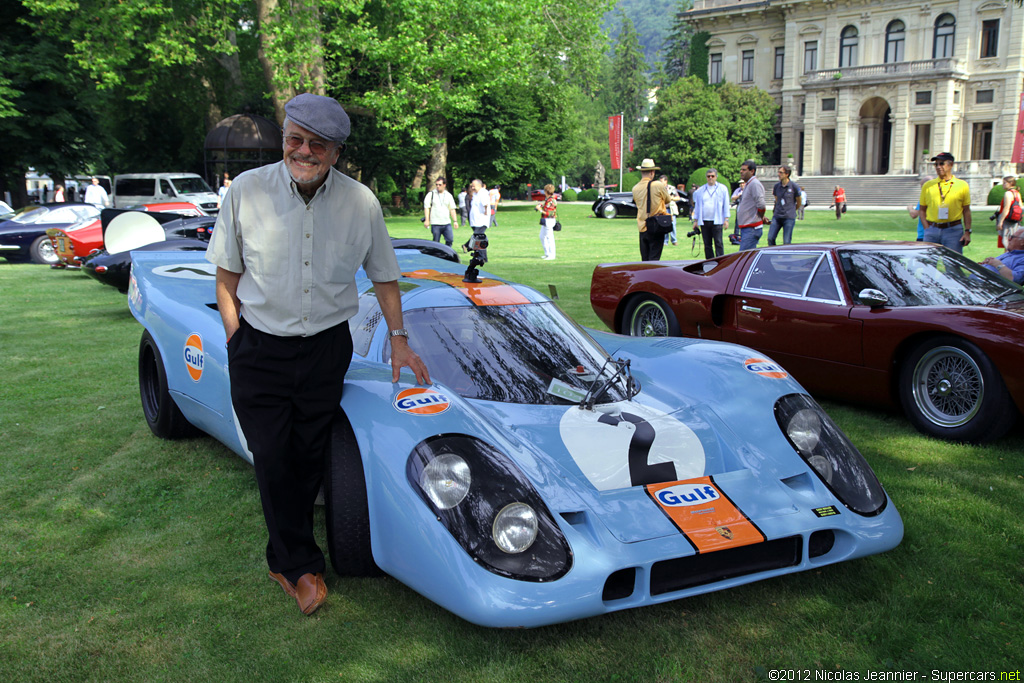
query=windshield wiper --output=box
[984,287,1019,306]
[580,357,638,410]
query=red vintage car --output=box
[590,242,1024,443]
[47,202,208,268]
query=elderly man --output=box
[84,177,109,207]
[631,158,671,261]
[691,168,729,258]
[980,226,1024,284]
[920,152,972,253]
[206,93,430,616]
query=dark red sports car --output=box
[590,242,1024,443]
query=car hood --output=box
[468,396,801,545]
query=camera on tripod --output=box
[462,233,489,283]
[686,225,701,238]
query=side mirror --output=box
[858,288,889,308]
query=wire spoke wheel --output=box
[629,300,669,337]
[911,345,984,428]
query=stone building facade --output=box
[685,0,1024,200]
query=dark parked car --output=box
[592,191,690,220]
[0,203,101,264]
[590,242,1024,443]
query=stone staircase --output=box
[759,174,922,208]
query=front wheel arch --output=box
[897,334,1016,443]
[138,330,199,439]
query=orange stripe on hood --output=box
[646,477,765,553]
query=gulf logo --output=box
[184,334,204,382]
[744,357,788,379]
[655,483,721,507]
[393,387,451,416]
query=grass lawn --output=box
[0,205,1020,682]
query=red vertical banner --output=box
[608,115,623,170]
[629,137,634,153]
[1013,92,1024,164]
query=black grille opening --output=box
[808,530,835,558]
[602,568,637,602]
[650,536,803,596]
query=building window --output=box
[916,91,932,105]
[822,98,836,111]
[953,90,960,104]
[972,122,993,159]
[933,14,955,59]
[801,102,806,116]
[839,26,858,68]
[980,19,999,58]
[774,47,785,79]
[976,89,994,104]
[885,20,905,63]
[710,53,723,84]
[741,50,754,82]
[804,41,818,73]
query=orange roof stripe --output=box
[402,269,531,306]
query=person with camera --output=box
[424,177,459,247]
[767,166,801,246]
[631,158,672,261]
[690,168,729,259]
[996,175,1021,250]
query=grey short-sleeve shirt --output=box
[206,161,400,337]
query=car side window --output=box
[160,179,174,196]
[742,252,820,296]
[805,257,842,301]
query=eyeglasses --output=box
[706,174,716,178]
[284,134,333,156]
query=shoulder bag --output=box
[645,182,674,236]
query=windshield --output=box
[839,247,1024,306]
[11,207,48,224]
[170,177,213,195]
[400,302,631,405]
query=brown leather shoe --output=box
[268,571,297,598]
[294,573,327,615]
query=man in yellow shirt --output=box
[919,152,972,253]
[632,158,671,261]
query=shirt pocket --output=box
[324,239,365,284]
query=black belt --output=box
[932,220,962,229]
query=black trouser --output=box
[639,228,665,261]
[700,221,724,259]
[228,317,352,583]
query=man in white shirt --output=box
[690,168,730,258]
[83,177,109,207]
[206,93,429,616]
[488,185,501,227]
[467,178,491,262]
[423,177,459,246]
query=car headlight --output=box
[774,394,887,516]
[407,434,572,581]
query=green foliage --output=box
[610,14,650,127]
[636,76,778,185]
[561,188,578,202]
[687,30,711,83]
[606,0,688,69]
[578,188,600,201]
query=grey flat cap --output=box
[284,93,351,143]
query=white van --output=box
[113,173,220,213]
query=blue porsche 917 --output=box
[128,249,903,628]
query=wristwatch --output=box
[965,229,972,234]
[390,328,409,339]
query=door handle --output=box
[741,305,761,314]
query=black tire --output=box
[138,330,199,439]
[30,235,58,265]
[898,335,1016,443]
[601,203,618,219]
[324,411,381,577]
[622,296,681,338]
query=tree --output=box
[610,14,649,126]
[635,76,777,183]
[659,1,696,87]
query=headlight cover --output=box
[774,394,887,516]
[407,434,572,581]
